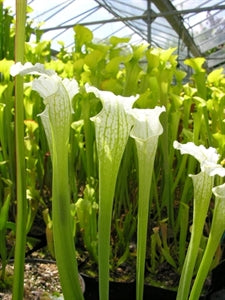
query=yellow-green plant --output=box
[189,182,225,300]
[12,0,27,299]
[86,84,138,300]
[130,106,165,300]
[174,141,225,300]
[10,62,84,300]
[4,12,225,297]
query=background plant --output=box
[12,1,27,299]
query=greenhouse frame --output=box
[4,0,225,70]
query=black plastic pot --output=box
[82,273,225,300]
[206,260,225,300]
[83,275,195,300]
[22,255,225,299]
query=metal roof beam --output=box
[151,0,202,57]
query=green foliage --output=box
[75,182,98,262]
[1,4,225,297]
[0,3,14,60]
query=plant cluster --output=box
[1,2,225,299]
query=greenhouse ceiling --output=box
[5,0,225,70]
